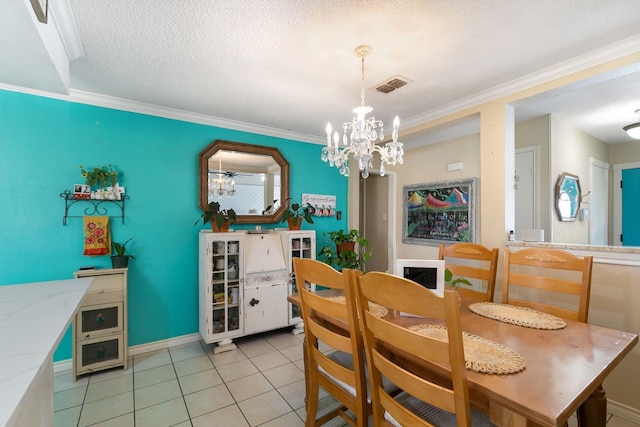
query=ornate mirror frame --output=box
[198,139,290,224]
[554,172,581,222]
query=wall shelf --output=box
[60,190,130,225]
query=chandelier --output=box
[209,153,236,197]
[321,45,404,178]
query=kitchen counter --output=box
[0,278,92,427]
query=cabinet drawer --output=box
[76,301,123,339]
[76,334,125,376]
[82,290,123,307]
[86,273,124,293]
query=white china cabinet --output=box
[199,230,296,352]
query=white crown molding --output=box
[0,81,323,144]
[3,35,639,146]
[402,34,640,130]
[66,89,324,144]
[49,0,83,61]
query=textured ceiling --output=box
[7,1,640,146]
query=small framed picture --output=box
[73,184,91,199]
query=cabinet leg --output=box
[213,339,237,354]
[292,321,305,335]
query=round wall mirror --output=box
[198,140,290,224]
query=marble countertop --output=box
[506,241,640,266]
[0,278,92,427]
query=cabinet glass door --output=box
[209,236,242,337]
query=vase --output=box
[211,220,230,232]
[287,218,302,230]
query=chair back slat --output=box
[439,243,499,302]
[501,248,593,323]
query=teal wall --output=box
[0,89,348,361]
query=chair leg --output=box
[305,379,320,426]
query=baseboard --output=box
[53,333,202,374]
[127,333,202,356]
[609,400,640,423]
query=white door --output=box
[515,147,537,239]
[588,157,609,245]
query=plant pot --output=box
[211,220,230,232]
[336,242,356,255]
[111,256,129,269]
[287,218,302,230]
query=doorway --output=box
[588,157,609,245]
[359,172,396,273]
[613,162,640,246]
[514,146,539,240]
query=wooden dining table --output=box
[288,290,637,427]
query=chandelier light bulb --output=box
[321,45,404,178]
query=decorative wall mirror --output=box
[554,172,581,222]
[198,140,290,224]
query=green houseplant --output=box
[318,229,372,270]
[111,238,135,269]
[79,164,118,189]
[281,199,314,230]
[444,268,472,289]
[195,201,237,232]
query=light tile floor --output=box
[53,329,347,427]
[53,328,635,427]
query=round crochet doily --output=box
[408,324,526,375]
[469,302,566,330]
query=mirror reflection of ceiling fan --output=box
[208,170,253,178]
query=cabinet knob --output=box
[250,298,260,306]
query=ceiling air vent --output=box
[374,75,411,94]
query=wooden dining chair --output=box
[501,248,593,322]
[292,258,368,427]
[439,242,499,302]
[354,271,493,427]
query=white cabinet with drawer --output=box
[73,268,128,380]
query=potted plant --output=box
[318,229,372,270]
[444,268,473,290]
[111,238,135,268]
[281,199,314,230]
[79,164,118,189]
[195,201,237,232]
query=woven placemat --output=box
[469,302,566,330]
[408,324,526,375]
[326,296,388,318]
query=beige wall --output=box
[551,116,609,244]
[395,134,481,260]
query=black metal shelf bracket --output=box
[60,190,130,226]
